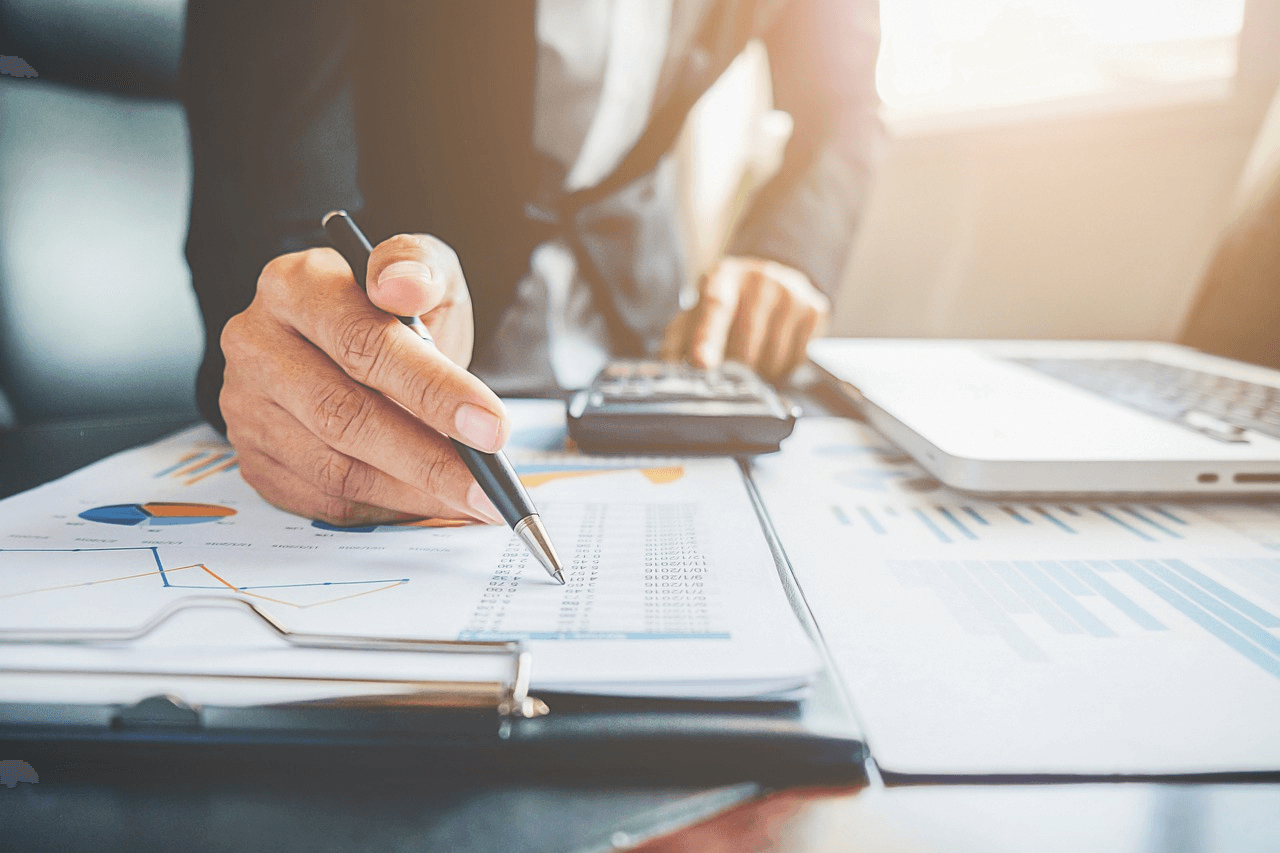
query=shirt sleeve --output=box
[726,0,884,297]
[180,0,362,431]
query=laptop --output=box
[808,338,1280,495]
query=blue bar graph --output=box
[937,507,978,540]
[1122,507,1184,539]
[857,506,886,534]
[912,508,952,543]
[833,500,1204,543]
[1032,507,1076,534]
[1072,561,1166,631]
[1090,506,1156,542]
[1148,505,1189,526]
[1113,560,1280,680]
[1162,559,1280,628]
[1002,506,1032,524]
[884,556,1280,679]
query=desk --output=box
[635,782,1280,852]
[3,405,1279,852]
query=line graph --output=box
[0,547,409,609]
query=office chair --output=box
[0,0,201,430]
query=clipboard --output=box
[0,467,866,786]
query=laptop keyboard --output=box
[1011,357,1280,444]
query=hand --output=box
[219,234,509,527]
[660,256,830,382]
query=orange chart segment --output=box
[518,465,684,489]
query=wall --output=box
[829,0,1280,343]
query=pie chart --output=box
[79,502,236,527]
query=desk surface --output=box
[634,782,1280,853]
[2,405,1279,853]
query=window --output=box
[877,0,1248,125]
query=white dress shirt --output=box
[474,0,675,390]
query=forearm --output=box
[180,0,361,428]
[728,0,884,297]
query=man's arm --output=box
[181,0,362,431]
[180,2,509,526]
[663,0,883,379]
[728,0,883,297]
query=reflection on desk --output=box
[636,783,1280,853]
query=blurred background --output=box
[2,0,1279,431]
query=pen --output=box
[322,210,565,585]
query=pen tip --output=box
[515,514,566,585]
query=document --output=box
[752,417,1280,775]
[0,401,818,704]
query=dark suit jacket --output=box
[181,0,883,427]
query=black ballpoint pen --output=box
[322,210,565,584]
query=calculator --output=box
[566,359,798,453]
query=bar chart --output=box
[889,556,1280,678]
[830,500,1195,544]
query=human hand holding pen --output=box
[218,232,510,527]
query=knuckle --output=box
[415,233,460,270]
[233,453,274,498]
[237,463,269,498]
[300,247,336,279]
[435,240,463,277]
[219,313,249,361]
[405,363,451,419]
[219,311,273,369]
[334,314,393,382]
[258,249,339,311]
[381,232,425,258]
[315,495,361,527]
[219,387,248,427]
[313,450,366,501]
[256,252,302,303]
[311,381,377,448]
[751,282,782,314]
[408,449,455,498]
[700,291,734,310]
[256,256,287,297]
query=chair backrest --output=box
[0,0,201,427]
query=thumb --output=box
[366,233,451,317]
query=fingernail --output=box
[378,261,433,288]
[455,403,503,452]
[468,481,503,525]
[698,344,720,367]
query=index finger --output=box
[687,267,742,370]
[258,250,510,453]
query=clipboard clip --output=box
[0,596,549,721]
